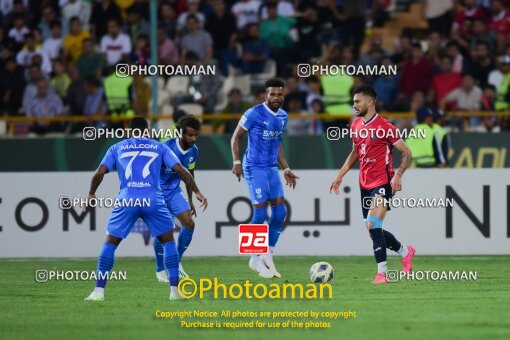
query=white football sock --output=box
[171,286,179,295]
[94,287,104,295]
[377,261,387,274]
[398,245,409,258]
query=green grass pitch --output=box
[1,256,509,340]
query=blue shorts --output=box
[163,189,191,217]
[243,165,284,205]
[106,195,174,239]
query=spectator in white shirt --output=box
[16,33,52,74]
[100,18,132,66]
[232,0,261,29]
[177,0,206,34]
[441,74,483,111]
[61,0,91,35]
[39,5,57,41]
[441,73,483,127]
[488,55,510,91]
[42,20,63,61]
[260,0,295,19]
[8,14,30,44]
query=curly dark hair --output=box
[176,114,201,131]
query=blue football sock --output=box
[268,204,286,247]
[251,206,267,224]
[163,240,179,287]
[177,227,194,260]
[153,237,165,272]
[96,242,117,288]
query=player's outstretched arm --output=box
[391,140,412,194]
[278,144,299,189]
[84,165,109,212]
[172,163,208,211]
[186,169,196,216]
[330,143,359,195]
[230,124,247,182]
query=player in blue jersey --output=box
[231,78,299,279]
[153,115,207,282]
[84,117,207,301]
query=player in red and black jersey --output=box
[330,85,416,284]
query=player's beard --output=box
[181,138,193,150]
[355,107,368,117]
[267,100,282,112]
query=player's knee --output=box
[183,219,195,230]
[157,231,175,244]
[251,206,267,224]
[365,216,383,230]
[106,236,122,246]
[368,227,384,242]
[271,204,286,222]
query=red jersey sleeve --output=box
[385,121,402,145]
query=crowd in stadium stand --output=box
[0,0,509,135]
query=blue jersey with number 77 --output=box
[100,138,180,199]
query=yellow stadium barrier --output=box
[0,111,509,123]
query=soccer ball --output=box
[310,262,334,283]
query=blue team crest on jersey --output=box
[160,138,198,191]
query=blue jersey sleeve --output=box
[162,144,180,169]
[239,108,257,130]
[100,145,116,172]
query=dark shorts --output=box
[360,183,393,219]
